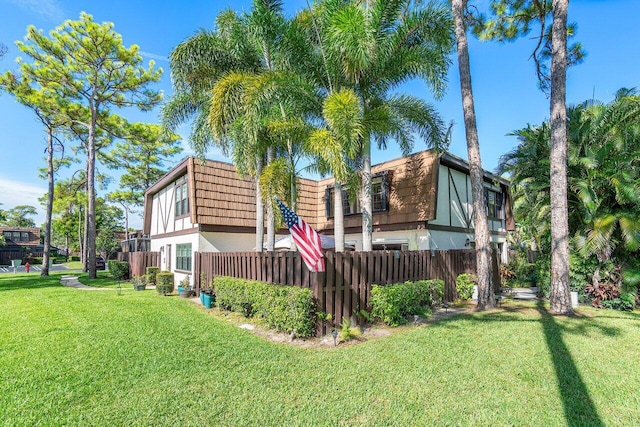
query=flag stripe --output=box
[276,199,325,272]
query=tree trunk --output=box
[361,136,373,252]
[255,154,264,252]
[549,0,572,314]
[266,146,276,251]
[334,182,345,252]
[41,127,55,277]
[452,0,495,309]
[86,109,97,279]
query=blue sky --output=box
[0,0,638,229]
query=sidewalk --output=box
[60,275,112,290]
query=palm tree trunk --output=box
[452,0,495,309]
[266,146,276,251]
[549,0,572,314]
[255,154,265,252]
[334,182,345,252]
[41,126,54,277]
[361,136,373,252]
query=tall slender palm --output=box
[163,9,265,251]
[321,0,454,250]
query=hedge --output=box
[146,267,160,285]
[108,261,130,281]
[156,271,174,295]
[370,279,443,326]
[214,276,315,338]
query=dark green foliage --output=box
[108,261,130,281]
[146,266,160,285]
[455,274,477,300]
[601,293,636,311]
[156,271,174,295]
[370,280,440,326]
[24,257,43,265]
[214,276,316,338]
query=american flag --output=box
[276,199,325,272]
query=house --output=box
[143,150,514,284]
[0,227,42,265]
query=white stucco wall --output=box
[150,232,200,287]
[199,232,257,252]
[149,176,197,237]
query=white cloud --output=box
[0,177,46,225]
[10,0,64,22]
[140,51,169,62]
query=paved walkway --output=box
[510,287,539,300]
[60,275,112,291]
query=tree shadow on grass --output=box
[432,300,612,426]
[0,272,66,292]
[534,300,606,427]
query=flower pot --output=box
[202,292,215,309]
[179,289,193,298]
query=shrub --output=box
[455,274,477,300]
[131,275,146,290]
[214,276,315,337]
[601,292,635,311]
[370,280,438,326]
[156,271,174,295]
[585,282,619,308]
[108,261,130,281]
[146,267,160,285]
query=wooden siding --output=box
[315,151,439,232]
[0,227,41,246]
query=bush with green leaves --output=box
[156,271,174,295]
[214,276,315,337]
[146,267,160,285]
[601,292,636,311]
[370,280,440,326]
[108,261,130,281]
[455,274,477,300]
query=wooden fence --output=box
[0,250,44,266]
[117,251,160,277]
[194,249,500,335]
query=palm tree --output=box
[321,0,454,251]
[500,90,640,287]
[162,9,264,251]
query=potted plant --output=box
[131,275,146,291]
[200,277,216,309]
[178,275,193,298]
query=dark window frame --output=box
[325,172,389,218]
[174,177,190,219]
[485,188,504,220]
[175,243,192,272]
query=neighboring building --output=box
[0,227,42,265]
[143,151,514,283]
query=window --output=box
[175,178,189,218]
[325,173,389,218]
[12,232,20,241]
[21,232,29,242]
[176,243,192,271]
[3,231,11,241]
[485,189,503,219]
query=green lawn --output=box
[1,272,639,426]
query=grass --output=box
[1,272,639,426]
